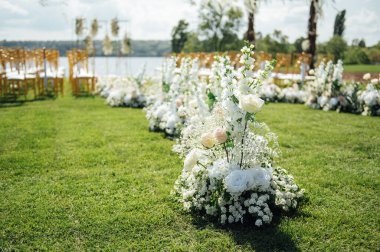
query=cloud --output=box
[0,0,379,45]
[0,0,28,16]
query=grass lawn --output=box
[0,94,379,251]
[344,64,380,73]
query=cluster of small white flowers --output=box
[173,44,304,226]
[358,73,380,116]
[305,62,380,116]
[96,68,148,108]
[305,60,344,111]
[144,57,210,136]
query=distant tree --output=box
[352,38,366,48]
[171,20,189,53]
[333,10,346,37]
[344,47,370,64]
[306,0,332,68]
[183,32,203,52]
[255,30,292,54]
[294,36,306,53]
[358,39,366,48]
[306,0,320,68]
[351,38,360,46]
[326,35,347,62]
[198,0,243,51]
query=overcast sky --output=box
[0,0,379,45]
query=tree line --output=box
[0,40,171,57]
[171,0,380,66]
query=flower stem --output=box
[240,118,248,168]
[223,143,229,162]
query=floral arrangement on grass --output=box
[358,73,380,116]
[145,57,210,137]
[304,60,380,116]
[305,60,345,111]
[97,67,148,108]
[173,44,304,226]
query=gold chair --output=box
[67,49,96,96]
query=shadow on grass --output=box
[0,95,57,108]
[73,92,96,98]
[186,196,311,252]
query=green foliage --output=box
[368,48,380,63]
[197,0,243,52]
[326,36,348,61]
[182,32,203,53]
[171,20,189,53]
[294,36,306,53]
[333,10,346,37]
[255,30,293,55]
[0,96,379,250]
[344,47,371,64]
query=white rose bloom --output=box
[184,149,200,171]
[371,78,379,85]
[247,167,271,190]
[213,127,228,144]
[363,73,371,80]
[239,94,264,113]
[224,170,248,195]
[201,132,216,148]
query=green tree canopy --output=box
[333,9,346,37]
[171,20,189,53]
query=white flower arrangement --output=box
[358,74,380,116]
[305,60,344,111]
[173,44,304,226]
[97,67,148,108]
[305,62,380,116]
[145,56,210,137]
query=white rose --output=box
[371,78,379,85]
[224,170,248,195]
[201,133,216,148]
[175,98,183,108]
[239,94,264,113]
[363,73,371,81]
[213,127,227,144]
[184,149,199,171]
[246,167,271,190]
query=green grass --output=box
[0,95,379,251]
[344,64,380,73]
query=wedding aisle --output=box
[0,95,379,250]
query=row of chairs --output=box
[0,47,64,99]
[172,51,333,75]
[171,51,334,82]
[67,49,96,96]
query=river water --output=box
[59,57,164,77]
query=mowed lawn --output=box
[344,64,380,73]
[0,95,379,251]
